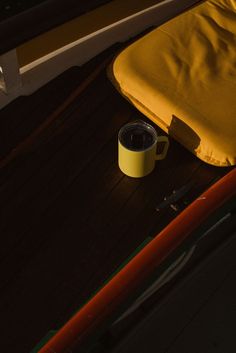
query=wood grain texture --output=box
[0,47,230,353]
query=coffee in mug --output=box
[118,120,169,177]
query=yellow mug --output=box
[118,120,169,178]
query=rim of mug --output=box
[118,120,158,152]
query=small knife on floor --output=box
[155,180,195,212]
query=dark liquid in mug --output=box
[120,126,155,151]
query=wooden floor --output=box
[0,48,231,353]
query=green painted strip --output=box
[79,236,153,308]
[30,330,57,353]
[106,236,153,282]
[30,237,153,352]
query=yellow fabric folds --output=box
[109,0,236,166]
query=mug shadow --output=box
[169,115,201,152]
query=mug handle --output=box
[155,136,169,160]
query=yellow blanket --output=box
[109,0,236,166]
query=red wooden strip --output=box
[39,168,236,353]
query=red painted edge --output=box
[39,168,236,353]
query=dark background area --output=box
[0,0,112,54]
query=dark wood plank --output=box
[0,100,133,288]
[0,224,101,353]
[0,67,83,158]
[0,73,112,198]
[0,86,132,257]
[0,44,119,165]
[0,117,198,286]
[0,46,231,353]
